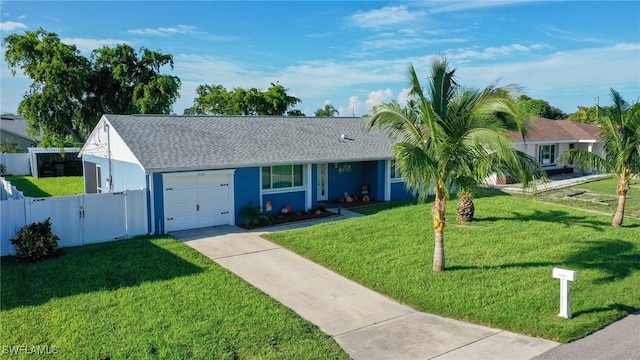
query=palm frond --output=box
[558,148,612,173]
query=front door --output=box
[317,163,328,201]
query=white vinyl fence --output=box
[1,178,148,256]
[0,153,31,176]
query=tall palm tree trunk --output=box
[613,177,629,227]
[432,185,447,271]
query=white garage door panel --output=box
[163,171,234,232]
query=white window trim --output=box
[390,159,407,183]
[260,164,308,194]
[261,186,306,195]
[260,164,307,194]
[96,164,102,193]
[538,144,557,166]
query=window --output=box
[95,165,102,193]
[262,165,304,190]
[539,145,556,165]
[390,160,403,179]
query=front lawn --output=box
[264,189,640,343]
[0,237,349,359]
[4,175,84,197]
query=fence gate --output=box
[1,187,148,256]
[81,192,128,244]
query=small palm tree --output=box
[559,88,640,227]
[456,189,475,223]
[367,57,540,272]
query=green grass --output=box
[4,175,84,197]
[0,237,349,359]
[536,177,640,219]
[264,188,640,343]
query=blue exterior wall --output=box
[234,167,261,224]
[262,191,306,216]
[143,160,408,231]
[391,181,416,200]
[328,161,382,202]
[364,160,385,201]
[152,172,165,235]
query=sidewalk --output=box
[499,174,610,194]
[172,222,559,360]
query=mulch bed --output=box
[238,210,338,230]
[334,200,384,209]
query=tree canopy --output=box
[518,95,566,119]
[184,82,301,116]
[568,105,615,123]
[3,28,181,146]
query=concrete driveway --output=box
[172,224,559,360]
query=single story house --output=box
[0,115,37,152]
[79,114,415,234]
[510,117,602,176]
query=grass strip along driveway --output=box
[1,237,349,359]
[264,188,640,343]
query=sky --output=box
[1,1,639,117]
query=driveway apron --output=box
[172,224,559,360]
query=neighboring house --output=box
[79,114,415,233]
[510,117,602,175]
[0,115,37,152]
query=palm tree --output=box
[559,88,640,227]
[367,57,540,272]
[314,103,339,117]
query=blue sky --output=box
[1,1,639,116]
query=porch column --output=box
[306,164,313,210]
[384,160,391,201]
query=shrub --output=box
[10,218,60,261]
[238,201,269,226]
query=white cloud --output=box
[128,24,200,36]
[366,88,394,108]
[338,96,364,116]
[445,43,534,62]
[362,36,466,50]
[455,43,640,112]
[350,6,424,28]
[397,87,413,106]
[0,21,27,31]
[136,41,640,115]
[424,0,534,15]
[543,26,608,44]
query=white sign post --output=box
[552,268,577,319]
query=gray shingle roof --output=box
[1,115,32,140]
[104,114,396,172]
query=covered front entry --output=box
[162,170,235,232]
